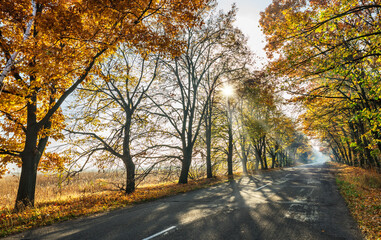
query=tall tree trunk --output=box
[227,121,233,176]
[270,152,276,169]
[226,99,233,177]
[279,150,284,167]
[16,133,50,210]
[346,140,353,166]
[284,152,288,166]
[241,157,248,174]
[255,157,260,170]
[206,144,213,178]
[122,120,136,194]
[206,134,213,178]
[239,135,248,175]
[357,120,379,169]
[123,154,135,194]
[351,121,366,167]
[262,137,268,169]
[255,146,263,170]
[240,146,248,175]
[205,105,213,178]
[271,143,279,168]
[348,122,360,166]
[15,96,47,210]
[16,152,38,210]
[179,146,192,184]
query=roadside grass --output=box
[0,174,233,238]
[331,162,381,240]
[0,171,181,208]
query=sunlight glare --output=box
[221,84,234,97]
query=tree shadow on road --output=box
[16,167,363,240]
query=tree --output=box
[0,0,211,209]
[149,5,250,183]
[225,89,235,176]
[260,0,381,77]
[67,46,160,194]
[266,113,294,168]
[234,72,279,172]
[242,72,277,170]
[260,0,381,170]
[234,96,251,174]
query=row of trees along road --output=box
[0,0,211,210]
[67,6,312,194]
[260,0,381,170]
[0,1,312,210]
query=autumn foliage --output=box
[260,0,381,170]
[0,0,211,209]
[0,174,228,238]
[332,162,381,240]
[260,1,381,235]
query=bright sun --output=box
[221,84,234,97]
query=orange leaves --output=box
[39,152,69,173]
[334,163,381,240]
[0,0,211,182]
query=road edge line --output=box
[142,225,177,240]
[255,183,270,191]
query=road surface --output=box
[4,163,363,240]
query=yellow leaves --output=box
[39,152,70,173]
[0,165,7,179]
[334,162,381,240]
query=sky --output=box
[216,1,324,152]
[217,0,273,68]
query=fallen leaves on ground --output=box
[331,162,381,240]
[0,177,229,237]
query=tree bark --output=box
[240,151,248,175]
[123,117,136,194]
[227,120,233,176]
[179,147,192,184]
[14,49,107,210]
[123,154,135,194]
[226,99,233,177]
[271,153,276,169]
[262,137,268,170]
[254,145,264,170]
[255,151,260,170]
[15,153,38,210]
[15,98,50,210]
[239,135,248,174]
[205,105,213,178]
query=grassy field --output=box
[0,171,230,237]
[332,162,381,240]
[0,171,180,208]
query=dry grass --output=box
[0,171,179,208]
[0,171,230,237]
[331,162,381,240]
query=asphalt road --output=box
[5,162,363,240]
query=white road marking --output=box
[142,226,177,240]
[254,183,270,191]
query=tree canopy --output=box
[0,0,211,209]
[260,0,381,169]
